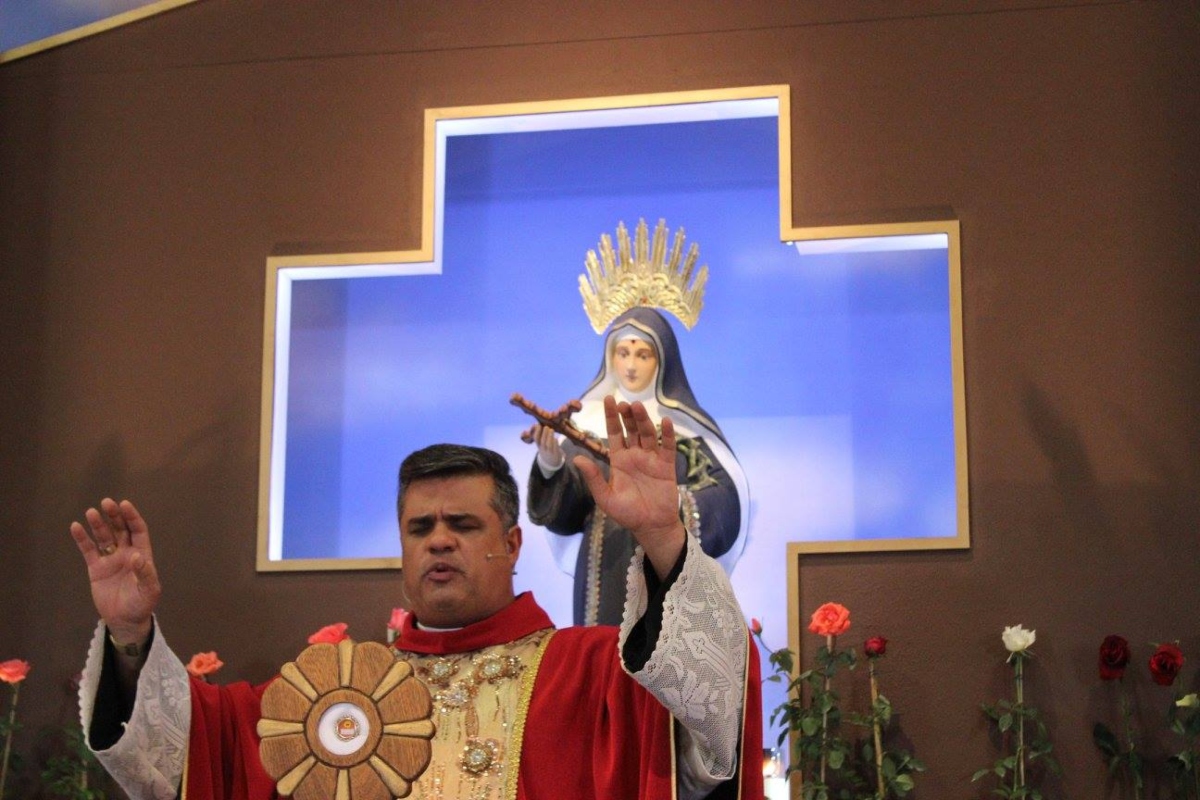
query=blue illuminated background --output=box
[275,112,956,740]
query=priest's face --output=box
[612,338,658,393]
[399,473,523,628]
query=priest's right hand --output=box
[69,498,161,647]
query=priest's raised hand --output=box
[573,396,686,581]
[69,498,161,654]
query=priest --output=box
[71,397,763,799]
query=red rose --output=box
[388,608,406,633]
[308,622,350,645]
[1149,642,1184,686]
[864,636,888,658]
[808,602,851,637]
[1098,635,1131,680]
[750,618,763,636]
[185,651,224,678]
[0,659,30,684]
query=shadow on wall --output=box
[1021,381,1109,540]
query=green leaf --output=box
[892,774,915,792]
[998,713,1013,732]
[971,768,990,782]
[828,749,845,770]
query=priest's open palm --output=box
[575,396,684,579]
[69,498,161,643]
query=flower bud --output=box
[1002,625,1035,653]
[1098,634,1131,680]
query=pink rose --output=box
[808,602,851,637]
[185,651,224,678]
[308,622,350,645]
[750,618,763,636]
[0,659,30,684]
[864,636,888,658]
[1098,635,1131,681]
[1149,642,1184,687]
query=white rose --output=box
[1002,625,1036,653]
[1177,693,1199,709]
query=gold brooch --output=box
[459,738,502,776]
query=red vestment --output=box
[184,593,763,799]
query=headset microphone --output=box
[485,545,514,560]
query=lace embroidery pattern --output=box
[79,619,190,800]
[620,534,747,780]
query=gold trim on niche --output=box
[256,85,970,573]
[256,85,791,573]
[0,0,202,64]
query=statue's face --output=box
[612,338,658,393]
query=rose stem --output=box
[819,634,833,785]
[1120,683,1142,800]
[0,683,20,800]
[1015,656,1026,791]
[869,659,885,799]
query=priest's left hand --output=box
[574,396,684,580]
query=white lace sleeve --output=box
[78,619,191,800]
[619,532,749,800]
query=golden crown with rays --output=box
[579,218,708,333]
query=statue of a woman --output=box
[525,306,750,626]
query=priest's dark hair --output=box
[397,443,520,530]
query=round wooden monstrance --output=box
[257,639,434,800]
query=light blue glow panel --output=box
[278,113,954,745]
[280,115,954,560]
[0,0,161,52]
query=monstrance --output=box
[257,639,434,799]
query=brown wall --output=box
[2,1,1197,797]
